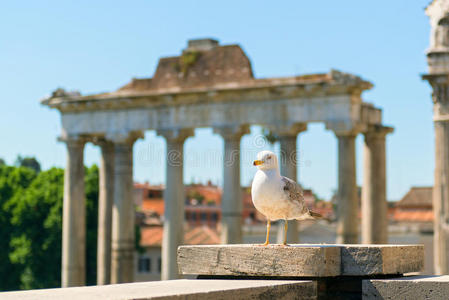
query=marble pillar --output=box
[335,131,359,244]
[110,133,139,284]
[159,129,193,280]
[433,119,449,274]
[214,126,249,244]
[423,74,449,274]
[361,126,393,244]
[96,140,114,285]
[61,137,86,287]
[274,124,307,244]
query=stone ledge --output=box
[0,279,316,300]
[362,275,449,300]
[177,244,424,277]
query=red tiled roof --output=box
[143,198,164,216]
[392,209,434,222]
[140,226,164,247]
[186,184,222,205]
[140,225,220,247]
[397,187,432,208]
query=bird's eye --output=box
[267,156,271,160]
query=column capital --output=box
[214,125,249,140]
[58,135,87,147]
[268,123,307,138]
[423,74,449,121]
[332,128,360,138]
[364,125,394,139]
[106,131,143,145]
[157,128,194,143]
[423,73,449,103]
[91,137,114,148]
[326,121,362,137]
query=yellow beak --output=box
[253,160,263,166]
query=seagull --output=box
[251,150,323,246]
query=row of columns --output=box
[335,126,393,244]
[61,134,139,287]
[60,123,393,286]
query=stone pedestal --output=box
[361,126,393,244]
[96,140,114,285]
[179,244,424,299]
[214,126,249,244]
[178,244,424,277]
[61,138,86,287]
[159,129,193,280]
[335,132,358,244]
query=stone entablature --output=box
[43,69,381,139]
[53,94,381,140]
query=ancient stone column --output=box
[96,140,114,285]
[214,126,249,244]
[423,73,449,274]
[61,137,86,287]
[433,118,449,274]
[361,126,393,244]
[273,124,307,244]
[110,133,140,283]
[423,3,449,274]
[335,131,359,244]
[158,129,193,280]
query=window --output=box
[138,257,151,273]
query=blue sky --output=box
[0,0,433,200]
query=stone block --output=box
[340,244,424,276]
[178,244,424,277]
[178,244,340,277]
[362,275,449,300]
[0,279,317,300]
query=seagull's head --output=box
[253,150,279,170]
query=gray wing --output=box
[281,176,308,214]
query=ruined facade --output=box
[42,38,392,286]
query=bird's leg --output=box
[263,220,271,246]
[283,219,288,245]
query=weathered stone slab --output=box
[0,279,316,300]
[341,244,424,276]
[178,244,424,277]
[362,275,449,300]
[178,244,341,277]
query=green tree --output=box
[4,165,99,290]
[15,156,41,174]
[84,165,99,286]
[0,165,37,291]
[8,167,64,289]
